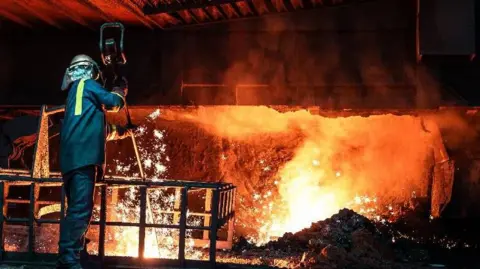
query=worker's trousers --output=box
[58,165,103,266]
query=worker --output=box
[57,54,131,269]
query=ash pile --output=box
[232,209,430,269]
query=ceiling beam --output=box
[79,0,113,22]
[0,9,32,28]
[122,0,165,29]
[230,2,243,17]
[143,0,247,15]
[48,0,93,29]
[14,0,62,28]
[245,0,259,15]
[202,8,215,21]
[169,12,188,25]
[264,0,277,12]
[300,0,314,9]
[187,9,200,23]
[283,0,295,11]
[166,0,378,29]
[216,5,229,19]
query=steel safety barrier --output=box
[0,174,236,268]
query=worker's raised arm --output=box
[85,79,126,112]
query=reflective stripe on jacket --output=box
[60,79,125,174]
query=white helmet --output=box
[61,54,101,91]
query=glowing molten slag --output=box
[172,106,440,244]
[254,140,357,244]
[272,142,345,235]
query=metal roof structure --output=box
[0,0,374,29]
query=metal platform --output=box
[0,105,237,268]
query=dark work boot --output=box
[80,238,91,268]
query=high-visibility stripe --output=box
[74,78,86,116]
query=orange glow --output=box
[171,106,440,244]
[1,106,459,259]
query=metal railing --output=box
[0,104,237,268]
[0,175,235,268]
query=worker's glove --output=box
[112,76,128,97]
[112,85,128,98]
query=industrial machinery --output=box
[99,22,145,180]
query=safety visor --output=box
[69,60,98,71]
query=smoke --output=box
[177,0,447,108]
[428,111,479,150]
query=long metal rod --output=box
[123,101,145,181]
[89,221,212,230]
[60,185,66,222]
[178,187,188,266]
[6,199,57,204]
[98,185,107,263]
[0,175,233,188]
[28,183,35,258]
[4,216,217,231]
[130,132,145,180]
[209,188,220,267]
[145,188,162,257]
[30,105,46,179]
[1,256,234,268]
[138,187,147,259]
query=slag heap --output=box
[232,209,429,269]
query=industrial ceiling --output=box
[0,0,373,29]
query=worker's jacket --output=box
[60,78,127,175]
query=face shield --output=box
[61,58,102,91]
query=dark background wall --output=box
[0,0,478,108]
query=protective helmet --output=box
[61,54,101,91]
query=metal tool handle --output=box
[99,22,125,52]
[123,102,144,180]
[99,22,143,180]
[99,22,126,65]
[130,129,145,180]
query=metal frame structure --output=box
[0,105,237,268]
[142,0,380,28]
[0,0,380,29]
